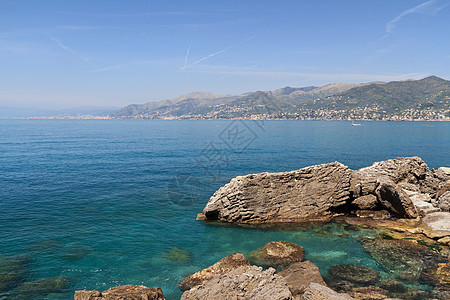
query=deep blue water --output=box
[0,120,449,299]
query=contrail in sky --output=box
[181,36,256,70]
[49,35,89,62]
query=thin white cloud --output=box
[180,36,256,70]
[88,63,124,73]
[49,35,89,62]
[183,43,191,69]
[195,68,428,83]
[385,0,445,33]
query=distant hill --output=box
[297,76,450,120]
[110,76,450,120]
[110,82,372,119]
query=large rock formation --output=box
[74,285,165,300]
[203,162,352,223]
[180,266,293,300]
[178,253,250,291]
[201,157,448,224]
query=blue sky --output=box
[1,0,449,109]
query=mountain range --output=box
[110,76,449,121]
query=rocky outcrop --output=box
[248,241,304,270]
[277,260,327,296]
[302,283,354,300]
[203,162,352,223]
[178,253,250,291]
[180,265,293,300]
[74,285,165,300]
[201,157,449,224]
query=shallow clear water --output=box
[0,120,449,299]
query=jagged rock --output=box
[348,286,388,300]
[351,195,378,210]
[436,180,450,199]
[432,286,450,300]
[327,264,380,286]
[202,157,442,224]
[74,285,165,300]
[361,238,446,284]
[203,162,352,223]
[178,253,250,291]
[248,241,304,270]
[439,167,450,175]
[437,191,450,212]
[374,178,418,218]
[0,254,32,292]
[389,287,431,300]
[277,260,326,296]
[302,283,354,300]
[14,276,71,297]
[180,265,293,300]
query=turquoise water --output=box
[0,120,449,299]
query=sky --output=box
[1,0,450,109]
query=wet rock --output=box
[14,276,71,297]
[361,238,446,284]
[277,260,327,296]
[160,247,192,262]
[351,195,378,210]
[203,162,352,223]
[178,253,250,291]
[0,255,32,292]
[348,286,388,300]
[354,210,391,219]
[434,263,450,286]
[248,241,304,270]
[327,264,380,286]
[62,247,95,261]
[389,287,431,300]
[74,285,165,300]
[431,286,450,300]
[180,265,293,300]
[377,278,407,293]
[302,283,354,300]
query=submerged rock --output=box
[348,286,388,300]
[14,276,71,297]
[74,285,165,300]
[62,247,95,261]
[160,247,192,262]
[248,241,304,270]
[377,278,407,293]
[277,260,327,296]
[0,254,32,292]
[178,253,250,291]
[302,283,354,300]
[361,237,446,284]
[327,264,380,287]
[180,265,293,300]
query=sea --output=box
[1,120,449,299]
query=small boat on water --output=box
[351,120,361,126]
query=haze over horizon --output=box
[1,0,450,109]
